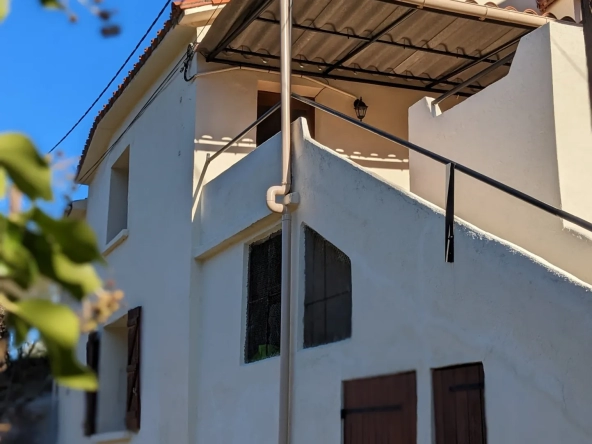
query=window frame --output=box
[303,225,352,349]
[106,147,130,244]
[244,230,283,363]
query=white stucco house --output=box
[57,0,592,443]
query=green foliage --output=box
[0,134,52,201]
[0,131,107,391]
[2,299,96,390]
[40,0,63,9]
[0,0,8,23]
[0,0,124,393]
[252,344,280,362]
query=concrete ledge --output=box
[90,431,133,443]
[194,132,282,258]
[103,229,129,256]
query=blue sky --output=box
[0,0,170,217]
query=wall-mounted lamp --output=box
[353,97,368,122]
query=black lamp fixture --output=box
[353,97,368,122]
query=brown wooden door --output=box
[343,371,417,444]
[432,363,487,444]
[256,91,315,146]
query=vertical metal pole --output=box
[280,0,292,188]
[278,0,292,444]
[445,163,455,263]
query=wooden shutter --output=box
[125,307,142,432]
[84,332,100,436]
[343,371,416,444]
[433,363,487,444]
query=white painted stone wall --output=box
[58,46,197,444]
[409,22,592,284]
[191,119,592,444]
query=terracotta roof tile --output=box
[76,0,229,179]
[537,0,556,13]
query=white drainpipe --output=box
[267,1,294,444]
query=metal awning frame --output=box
[202,0,539,97]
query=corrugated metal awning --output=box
[198,0,561,96]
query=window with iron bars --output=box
[245,231,282,363]
[304,226,352,348]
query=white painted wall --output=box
[190,55,451,195]
[409,22,592,285]
[191,119,592,444]
[58,46,197,444]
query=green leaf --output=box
[0,133,52,200]
[4,298,97,390]
[23,231,102,300]
[6,314,29,345]
[8,299,78,347]
[40,0,63,9]
[0,167,6,199]
[45,338,97,390]
[0,215,39,288]
[31,208,103,264]
[0,0,9,22]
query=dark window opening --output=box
[245,231,282,363]
[432,363,487,444]
[304,226,352,348]
[256,91,316,146]
[343,371,417,444]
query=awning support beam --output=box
[206,0,275,62]
[432,51,515,107]
[222,48,484,91]
[209,56,474,96]
[322,8,418,75]
[256,17,511,66]
[426,33,525,88]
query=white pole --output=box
[277,0,292,443]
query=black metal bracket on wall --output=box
[445,163,455,263]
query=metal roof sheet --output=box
[199,0,574,95]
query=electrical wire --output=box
[47,0,172,154]
[77,55,186,183]
[182,2,223,82]
[77,1,225,182]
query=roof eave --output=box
[75,23,195,184]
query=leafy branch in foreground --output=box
[1,0,121,36]
[0,133,122,391]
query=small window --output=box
[343,371,417,443]
[96,315,129,433]
[304,226,352,348]
[432,363,487,444]
[107,148,129,243]
[85,307,142,435]
[245,231,282,363]
[256,91,316,146]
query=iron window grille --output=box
[304,226,352,348]
[245,231,282,363]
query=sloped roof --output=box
[199,0,580,99]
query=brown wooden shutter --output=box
[125,307,142,432]
[343,371,416,444]
[84,332,100,436]
[433,363,487,444]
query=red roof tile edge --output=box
[75,0,226,179]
